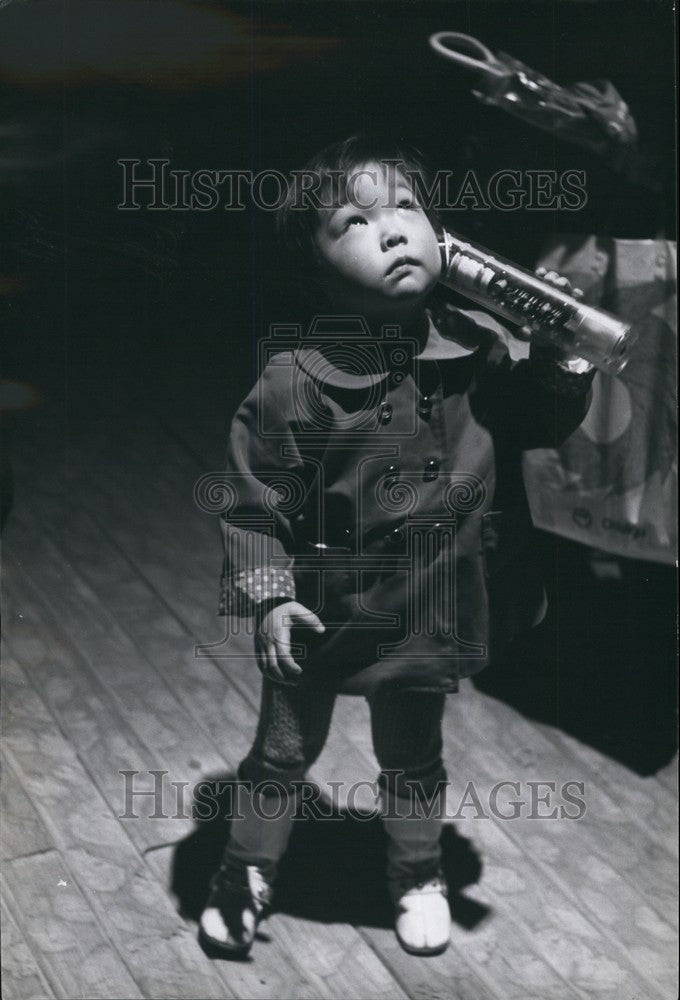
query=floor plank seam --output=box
[449,707,678,932]
[10,493,261,751]
[8,434,269,728]
[3,719,237,999]
[3,611,193,833]
[0,894,57,1000]
[5,537,233,778]
[0,845,56,864]
[1,849,144,1000]
[141,839,188,856]
[5,567,403,999]
[353,709,664,1000]
[465,690,678,863]
[5,395,677,1000]
[444,733,677,993]
[2,645,159,868]
[1,873,68,1000]
[542,726,678,858]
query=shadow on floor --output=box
[171,775,489,933]
[474,535,678,776]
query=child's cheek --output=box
[424,236,443,280]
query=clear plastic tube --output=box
[438,230,635,374]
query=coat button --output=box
[387,526,405,544]
[418,395,432,418]
[379,402,393,424]
[384,464,400,488]
[424,458,440,481]
[390,370,405,387]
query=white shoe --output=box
[390,874,451,956]
[199,861,272,957]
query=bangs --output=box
[277,134,439,270]
[314,160,418,212]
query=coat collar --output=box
[293,307,507,389]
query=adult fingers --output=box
[543,269,570,290]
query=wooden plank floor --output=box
[1,370,677,1000]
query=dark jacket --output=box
[218,306,593,696]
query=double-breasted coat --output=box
[218,306,593,696]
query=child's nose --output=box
[381,228,407,251]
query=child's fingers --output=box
[266,646,287,683]
[291,608,325,633]
[255,638,266,672]
[258,641,286,683]
[274,636,303,677]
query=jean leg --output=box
[370,688,448,881]
[227,679,336,881]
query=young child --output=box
[199,135,594,958]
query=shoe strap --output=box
[391,874,448,899]
[210,863,273,907]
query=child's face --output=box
[312,163,441,322]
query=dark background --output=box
[1,0,677,772]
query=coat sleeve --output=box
[482,336,595,450]
[218,359,308,617]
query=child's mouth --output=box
[386,256,420,276]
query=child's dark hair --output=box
[276,134,442,278]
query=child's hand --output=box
[515,267,584,342]
[255,601,325,685]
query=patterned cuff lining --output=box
[218,567,296,616]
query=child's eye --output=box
[397,198,418,210]
[344,215,366,229]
